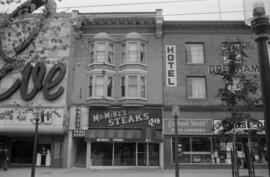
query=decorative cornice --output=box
[163,21,252,33]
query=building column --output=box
[86,141,91,169]
[159,142,164,169]
[63,130,73,168]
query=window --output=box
[121,77,125,97]
[227,78,242,92]
[88,75,113,98]
[222,42,242,64]
[187,77,206,99]
[128,42,138,63]
[88,76,93,97]
[95,76,105,97]
[107,76,113,97]
[186,43,204,64]
[121,75,146,98]
[96,42,106,63]
[89,33,115,64]
[122,41,147,64]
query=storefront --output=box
[86,107,163,168]
[0,107,66,167]
[163,119,214,168]
[163,118,267,168]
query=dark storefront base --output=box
[0,135,64,168]
[167,163,268,169]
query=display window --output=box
[91,142,159,166]
[172,136,212,164]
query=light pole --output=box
[31,110,41,177]
[172,105,180,177]
[243,0,270,175]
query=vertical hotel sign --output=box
[166,45,177,86]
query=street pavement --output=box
[0,168,268,177]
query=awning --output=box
[85,129,162,143]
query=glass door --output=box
[114,143,136,166]
[91,142,113,166]
[137,143,147,166]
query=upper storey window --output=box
[121,32,147,65]
[89,32,115,65]
[186,43,204,64]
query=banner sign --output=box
[75,106,81,129]
[213,120,265,135]
[163,119,213,135]
[89,108,162,128]
[72,129,86,137]
[165,45,177,86]
[0,107,63,126]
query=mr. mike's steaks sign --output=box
[89,108,162,128]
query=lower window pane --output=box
[91,143,112,166]
[114,143,136,166]
[149,143,159,166]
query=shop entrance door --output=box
[114,143,136,166]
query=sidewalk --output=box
[0,168,268,177]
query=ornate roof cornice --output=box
[71,10,163,38]
[163,21,253,33]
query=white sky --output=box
[0,0,244,21]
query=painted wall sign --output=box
[72,129,86,137]
[213,120,265,135]
[165,45,177,86]
[208,64,259,74]
[89,108,162,128]
[75,106,81,129]
[163,119,213,135]
[0,62,66,101]
[0,107,63,126]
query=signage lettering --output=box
[89,108,162,128]
[0,62,66,101]
[163,119,213,135]
[166,45,177,86]
[208,64,259,74]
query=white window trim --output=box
[89,41,115,65]
[87,74,114,99]
[122,41,147,65]
[187,77,206,99]
[186,43,205,64]
[120,74,147,99]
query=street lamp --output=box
[172,105,180,177]
[243,0,270,175]
[31,110,41,177]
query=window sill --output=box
[86,97,115,101]
[187,98,207,101]
[119,97,148,101]
[88,63,116,67]
[120,63,147,67]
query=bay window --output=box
[121,32,147,64]
[121,75,146,98]
[88,75,114,98]
[89,33,115,64]
[123,42,146,64]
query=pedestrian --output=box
[1,148,9,171]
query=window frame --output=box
[122,41,147,65]
[88,75,114,98]
[89,40,115,65]
[186,43,205,64]
[120,74,147,99]
[187,76,207,99]
[222,42,242,64]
